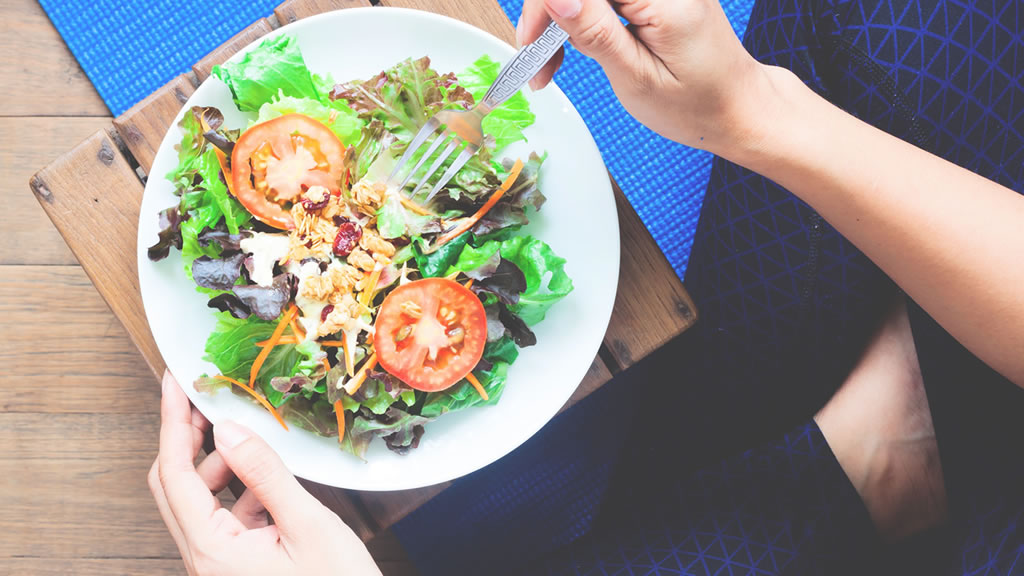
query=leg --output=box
[815,297,947,541]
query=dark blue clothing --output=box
[395,1,1024,573]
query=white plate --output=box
[137,7,619,491]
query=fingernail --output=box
[516,15,524,47]
[546,0,582,19]
[162,370,173,394]
[215,421,251,450]
[528,78,540,91]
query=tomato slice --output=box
[231,114,345,229]
[374,278,488,392]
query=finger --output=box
[543,0,643,77]
[232,489,270,530]
[158,370,227,538]
[195,450,235,495]
[518,0,551,45]
[517,2,564,90]
[214,420,326,540]
[148,459,194,569]
[192,405,212,457]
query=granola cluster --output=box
[288,182,398,338]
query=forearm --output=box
[719,65,1024,387]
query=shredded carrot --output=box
[321,357,332,374]
[433,159,524,248]
[343,353,378,395]
[465,372,489,401]
[213,148,236,197]
[212,375,288,430]
[317,340,345,347]
[342,331,355,377]
[289,316,306,342]
[359,265,384,307]
[334,400,346,444]
[250,305,298,388]
[400,194,439,217]
[463,278,474,289]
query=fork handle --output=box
[481,20,569,111]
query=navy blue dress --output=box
[394,1,1024,574]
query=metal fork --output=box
[389,20,570,201]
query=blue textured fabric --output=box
[492,0,755,279]
[38,0,281,116]
[41,0,756,279]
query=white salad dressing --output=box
[292,260,328,340]
[239,232,290,287]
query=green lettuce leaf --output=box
[212,35,323,112]
[163,108,251,276]
[443,234,572,325]
[413,232,471,277]
[346,407,433,458]
[202,312,320,407]
[458,55,537,151]
[330,56,474,136]
[279,396,338,437]
[419,361,509,418]
[376,195,440,240]
[496,236,573,325]
[255,95,362,146]
[482,335,519,364]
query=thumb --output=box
[214,421,325,539]
[543,0,639,73]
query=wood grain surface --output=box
[0,117,109,265]
[112,74,195,173]
[11,0,698,573]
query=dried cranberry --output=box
[332,215,348,226]
[320,305,335,322]
[332,222,362,257]
[301,195,330,212]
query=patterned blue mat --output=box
[40,0,755,276]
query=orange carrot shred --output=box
[343,353,378,395]
[466,372,489,401]
[250,305,297,389]
[334,400,346,444]
[321,357,331,374]
[463,278,474,289]
[317,340,345,347]
[289,316,306,342]
[212,375,288,430]
[400,195,439,217]
[434,159,524,248]
[214,148,235,197]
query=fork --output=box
[388,20,570,202]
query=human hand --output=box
[149,371,381,576]
[517,0,772,152]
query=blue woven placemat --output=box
[496,0,754,278]
[41,0,754,277]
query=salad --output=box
[148,34,572,458]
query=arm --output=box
[520,0,1024,387]
[732,67,1024,387]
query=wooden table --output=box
[5,0,696,573]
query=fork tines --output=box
[388,118,477,201]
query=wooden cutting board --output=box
[30,0,696,543]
